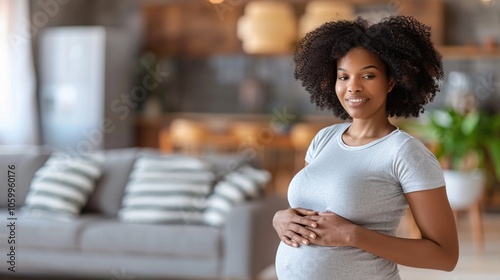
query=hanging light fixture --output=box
[298,1,355,39]
[237,1,297,55]
[480,0,495,6]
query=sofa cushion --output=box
[80,220,221,258]
[84,148,153,216]
[118,155,215,224]
[22,153,104,220]
[202,154,253,180]
[0,146,52,207]
[0,210,102,251]
[204,164,271,226]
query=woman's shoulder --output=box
[309,123,350,144]
[317,122,350,137]
[392,129,433,154]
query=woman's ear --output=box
[388,78,396,93]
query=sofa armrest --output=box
[222,195,288,280]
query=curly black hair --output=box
[294,15,443,120]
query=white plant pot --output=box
[444,170,485,210]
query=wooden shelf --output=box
[144,2,242,57]
[438,45,500,59]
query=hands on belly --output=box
[306,212,356,247]
[273,208,356,248]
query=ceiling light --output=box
[299,1,355,39]
[237,1,297,55]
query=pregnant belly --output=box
[275,242,400,280]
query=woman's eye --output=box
[363,74,375,79]
[338,76,348,81]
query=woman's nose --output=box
[348,78,363,93]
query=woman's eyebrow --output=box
[337,65,380,71]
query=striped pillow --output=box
[204,165,271,226]
[118,155,215,224]
[22,153,104,220]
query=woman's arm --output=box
[308,186,459,271]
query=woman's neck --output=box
[342,118,397,146]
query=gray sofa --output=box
[0,146,287,280]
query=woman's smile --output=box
[345,97,370,107]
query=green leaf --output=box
[485,138,500,180]
[461,111,480,135]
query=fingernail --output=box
[311,223,317,228]
[310,234,315,239]
[293,243,298,247]
[302,240,308,245]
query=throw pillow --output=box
[22,153,104,220]
[204,164,271,226]
[118,155,215,224]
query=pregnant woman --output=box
[273,16,458,280]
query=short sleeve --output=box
[394,138,446,193]
[305,128,325,164]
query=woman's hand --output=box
[307,212,356,247]
[272,208,318,247]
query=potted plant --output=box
[410,108,500,210]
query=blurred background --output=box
[1,0,500,279]
[2,0,498,182]
[2,0,500,207]
[0,0,497,146]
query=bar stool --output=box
[289,123,323,172]
[229,121,269,161]
[169,118,209,155]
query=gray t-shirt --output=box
[275,123,445,280]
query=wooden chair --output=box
[168,118,209,155]
[289,123,323,172]
[228,121,269,159]
[399,201,484,253]
[455,201,484,253]
[229,121,291,194]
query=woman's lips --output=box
[346,98,369,106]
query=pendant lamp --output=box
[237,1,297,55]
[298,1,355,39]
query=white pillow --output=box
[204,165,271,226]
[118,155,215,224]
[22,153,104,221]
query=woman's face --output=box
[335,47,394,121]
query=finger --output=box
[295,208,318,216]
[280,235,299,248]
[306,215,321,222]
[293,216,318,228]
[288,224,317,240]
[318,211,337,216]
[285,230,311,246]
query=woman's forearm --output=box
[306,188,458,270]
[350,224,458,271]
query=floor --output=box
[260,211,500,280]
